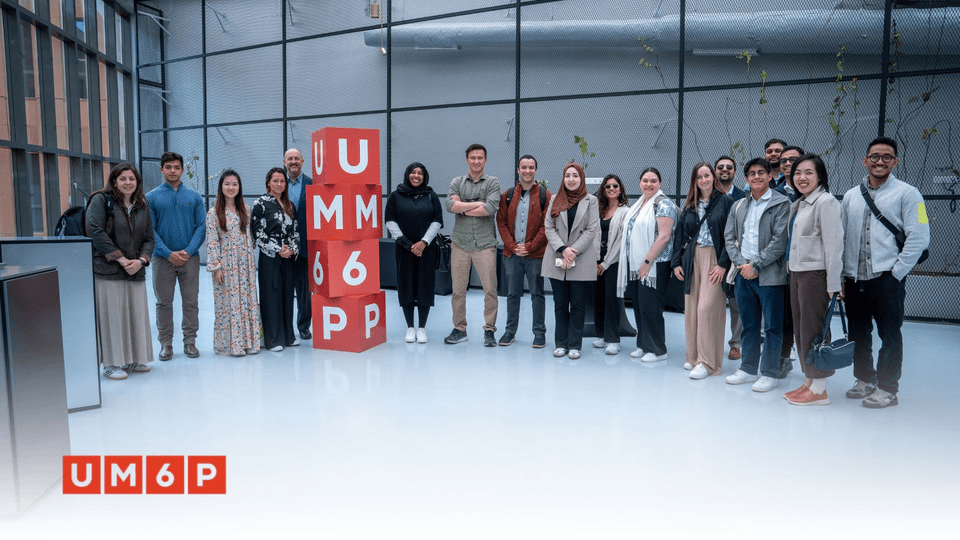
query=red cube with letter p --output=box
[304,183,381,241]
[310,127,381,185]
[312,291,386,352]
[308,239,379,298]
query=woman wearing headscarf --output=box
[541,162,600,360]
[384,162,444,343]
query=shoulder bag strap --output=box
[860,184,905,243]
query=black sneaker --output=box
[483,330,496,347]
[444,329,468,344]
[532,335,546,349]
[777,357,793,379]
[498,333,515,346]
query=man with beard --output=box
[715,155,745,360]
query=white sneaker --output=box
[640,352,667,363]
[592,338,606,348]
[416,328,428,343]
[630,348,644,358]
[553,348,567,358]
[103,366,127,380]
[405,327,416,343]
[752,376,778,393]
[268,345,283,352]
[683,362,693,370]
[725,369,759,385]
[605,343,620,355]
[568,349,581,359]
[689,364,709,380]
[291,339,300,347]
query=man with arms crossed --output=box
[496,155,551,349]
[147,151,206,360]
[444,144,501,347]
[841,136,930,409]
[715,155,745,360]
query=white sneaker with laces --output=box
[640,352,668,363]
[752,376,778,392]
[630,348,644,358]
[405,327,416,343]
[568,349,581,359]
[725,369,759,385]
[689,364,709,380]
[592,338,605,348]
[605,343,620,355]
[103,366,128,380]
[416,328,428,343]
[268,345,283,352]
[553,348,567,358]
[683,362,693,370]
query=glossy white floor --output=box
[6,274,960,539]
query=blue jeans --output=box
[503,255,546,338]
[735,274,784,378]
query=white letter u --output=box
[314,140,324,176]
[339,139,368,174]
[72,463,93,487]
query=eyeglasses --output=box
[866,154,896,163]
[716,164,734,170]
[604,184,620,190]
[779,157,799,165]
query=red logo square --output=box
[187,456,226,494]
[145,455,185,494]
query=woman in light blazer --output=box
[783,154,844,405]
[593,174,631,355]
[541,162,600,360]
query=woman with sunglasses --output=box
[592,174,630,355]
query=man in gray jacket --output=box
[841,136,930,409]
[723,158,791,393]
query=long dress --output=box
[206,207,261,355]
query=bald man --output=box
[285,148,313,340]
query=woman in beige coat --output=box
[783,154,844,406]
[541,162,600,359]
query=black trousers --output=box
[594,261,622,344]
[628,261,671,356]
[550,279,591,351]
[292,253,311,335]
[259,252,297,349]
[845,272,906,394]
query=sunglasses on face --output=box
[779,157,799,165]
[716,164,734,170]
[604,184,620,190]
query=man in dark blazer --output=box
[285,148,313,340]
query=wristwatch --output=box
[139,257,149,267]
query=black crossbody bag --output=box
[860,184,929,265]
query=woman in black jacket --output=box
[384,162,443,343]
[86,163,156,380]
[672,162,734,380]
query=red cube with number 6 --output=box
[312,291,386,352]
[308,239,380,298]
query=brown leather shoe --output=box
[159,344,173,361]
[728,347,741,360]
[184,343,200,358]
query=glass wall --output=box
[134,0,960,285]
[0,0,135,236]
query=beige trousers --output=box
[684,246,727,374]
[450,244,498,332]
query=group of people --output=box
[85,136,929,411]
[86,150,315,382]
[387,139,928,409]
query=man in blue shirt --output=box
[284,148,313,340]
[146,152,206,360]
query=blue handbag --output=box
[806,294,856,372]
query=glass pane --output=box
[115,11,124,64]
[51,0,63,29]
[205,0,282,53]
[0,149,14,236]
[117,72,127,160]
[164,58,203,128]
[0,19,8,140]
[22,21,42,145]
[75,0,85,42]
[391,9,516,109]
[99,60,108,156]
[206,122,283,191]
[206,46,282,124]
[19,0,35,13]
[53,38,70,150]
[28,152,46,234]
[287,34,386,117]
[97,0,106,53]
[159,0,203,59]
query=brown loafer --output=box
[184,343,200,358]
[728,347,741,360]
[159,344,174,361]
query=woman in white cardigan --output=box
[541,162,600,360]
[593,174,631,355]
[783,154,844,406]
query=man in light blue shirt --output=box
[285,148,313,340]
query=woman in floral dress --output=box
[251,167,300,352]
[206,169,261,356]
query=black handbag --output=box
[806,294,856,372]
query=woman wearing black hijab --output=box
[385,162,444,343]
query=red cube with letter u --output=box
[311,127,380,186]
[311,291,386,352]
[308,239,379,298]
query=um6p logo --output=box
[63,455,226,494]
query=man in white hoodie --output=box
[841,136,930,409]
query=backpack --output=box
[505,184,547,212]
[54,191,112,238]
